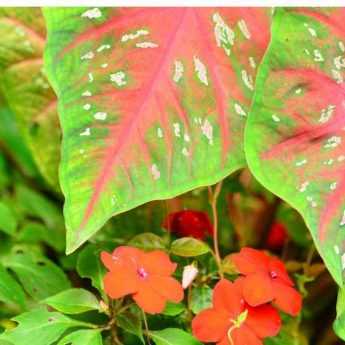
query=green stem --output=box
[209,181,224,279]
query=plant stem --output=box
[209,181,224,279]
[142,310,152,345]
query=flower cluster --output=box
[101,246,301,344]
[192,247,302,345]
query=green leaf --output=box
[43,8,271,253]
[117,311,144,344]
[57,329,103,345]
[15,184,65,251]
[334,287,345,340]
[190,285,212,314]
[171,237,210,257]
[0,201,17,236]
[0,263,26,308]
[0,309,91,345]
[245,8,345,286]
[44,288,100,314]
[162,302,186,316]
[150,328,202,345]
[5,252,71,300]
[0,8,60,189]
[77,244,105,294]
[0,105,37,178]
[128,232,166,251]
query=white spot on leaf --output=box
[81,8,102,19]
[299,181,309,192]
[81,51,95,60]
[194,56,208,86]
[173,123,181,137]
[241,70,254,90]
[173,60,184,83]
[313,49,324,62]
[110,71,127,86]
[80,128,91,136]
[157,127,163,138]
[272,114,280,122]
[213,12,234,56]
[238,19,251,39]
[83,104,91,110]
[82,90,92,97]
[151,164,160,180]
[136,42,158,48]
[94,112,107,120]
[97,44,111,52]
[201,119,213,145]
[121,29,149,42]
[234,103,247,117]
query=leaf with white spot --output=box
[245,8,345,286]
[44,7,271,253]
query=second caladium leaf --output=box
[0,8,60,188]
[245,8,345,286]
[44,7,271,253]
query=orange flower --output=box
[192,279,281,345]
[101,246,184,314]
[231,247,302,316]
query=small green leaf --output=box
[190,286,212,314]
[57,329,103,345]
[0,308,89,345]
[171,238,210,257]
[0,201,17,236]
[44,288,100,314]
[128,233,166,251]
[117,311,144,344]
[5,252,70,300]
[77,244,105,294]
[0,263,25,308]
[162,302,186,317]
[150,328,202,345]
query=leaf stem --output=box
[209,181,223,279]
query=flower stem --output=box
[142,310,152,345]
[209,181,223,279]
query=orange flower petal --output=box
[103,269,139,299]
[113,246,142,263]
[269,257,293,286]
[192,308,230,343]
[141,250,177,275]
[273,281,302,316]
[243,272,274,306]
[101,251,117,271]
[246,304,281,338]
[132,284,166,314]
[231,248,269,275]
[213,279,243,316]
[217,336,230,345]
[232,325,263,345]
[149,276,184,303]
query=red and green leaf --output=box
[44,7,271,253]
[245,8,345,286]
[0,8,60,189]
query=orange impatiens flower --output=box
[192,279,281,345]
[101,246,184,314]
[231,247,302,316]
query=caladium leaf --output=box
[44,7,271,253]
[0,8,60,189]
[245,8,345,286]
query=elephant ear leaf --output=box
[44,7,271,253]
[245,8,345,286]
[0,8,60,189]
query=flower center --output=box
[270,270,278,279]
[227,309,248,345]
[137,267,148,279]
